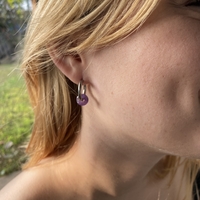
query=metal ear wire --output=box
[76,80,89,106]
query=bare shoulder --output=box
[0,167,55,200]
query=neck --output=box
[65,114,172,200]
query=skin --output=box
[0,0,200,199]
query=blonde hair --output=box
[22,0,200,199]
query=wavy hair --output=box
[22,0,200,199]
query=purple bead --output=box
[76,94,89,106]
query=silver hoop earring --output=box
[76,80,89,106]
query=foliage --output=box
[0,64,33,176]
[7,0,23,7]
[0,0,31,59]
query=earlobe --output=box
[48,50,84,84]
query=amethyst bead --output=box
[76,94,89,106]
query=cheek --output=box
[120,16,200,152]
[89,14,200,154]
[91,16,200,122]
[124,14,200,105]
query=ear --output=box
[48,50,86,84]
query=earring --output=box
[76,80,89,106]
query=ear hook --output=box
[76,80,89,106]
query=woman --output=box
[0,0,200,199]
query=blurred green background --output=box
[0,0,32,176]
[0,62,33,176]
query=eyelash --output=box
[186,0,200,6]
